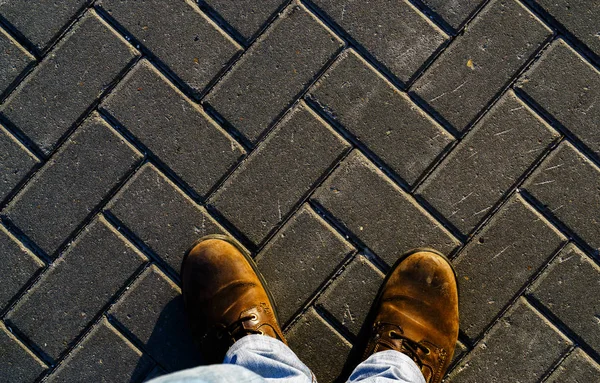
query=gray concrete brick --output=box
[0,0,88,51]
[312,150,459,265]
[46,318,153,383]
[210,103,350,245]
[98,0,240,95]
[0,226,43,312]
[0,124,38,203]
[101,61,245,197]
[256,205,354,325]
[203,0,286,40]
[418,91,559,235]
[311,0,447,83]
[413,0,551,132]
[0,28,34,96]
[206,3,343,143]
[450,298,571,383]
[317,255,383,336]
[109,265,201,372]
[6,114,141,255]
[455,194,565,340]
[106,164,225,272]
[308,50,454,186]
[5,217,145,361]
[143,365,167,381]
[534,0,600,56]
[523,141,600,252]
[286,308,351,383]
[0,12,138,154]
[0,322,46,382]
[452,340,469,366]
[546,348,600,383]
[516,40,600,157]
[420,0,485,29]
[530,244,600,354]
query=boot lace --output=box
[375,322,431,366]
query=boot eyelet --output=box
[424,348,430,355]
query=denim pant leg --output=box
[347,350,426,383]
[146,335,314,383]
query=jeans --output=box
[148,335,426,383]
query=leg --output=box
[147,335,312,383]
[351,250,459,383]
[152,235,313,382]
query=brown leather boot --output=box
[181,235,286,363]
[361,249,459,383]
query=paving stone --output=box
[413,0,552,132]
[109,265,202,372]
[286,308,351,383]
[516,40,600,157]
[0,124,38,203]
[0,12,138,154]
[316,255,384,336]
[5,114,141,255]
[46,318,153,383]
[311,0,447,83]
[5,217,145,361]
[0,0,88,51]
[454,194,565,340]
[452,340,469,366]
[420,0,485,29]
[523,141,600,252]
[202,0,286,40]
[256,205,354,325]
[312,150,459,265]
[546,348,600,383]
[530,244,600,354]
[98,0,240,95]
[418,91,559,235]
[143,365,167,381]
[102,61,245,197]
[0,322,46,382]
[308,50,454,185]
[534,0,600,56]
[0,226,43,312]
[210,104,350,245]
[106,164,225,273]
[0,28,34,96]
[450,298,571,382]
[206,3,343,143]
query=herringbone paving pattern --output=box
[0,1,599,382]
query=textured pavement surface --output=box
[1,1,599,382]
